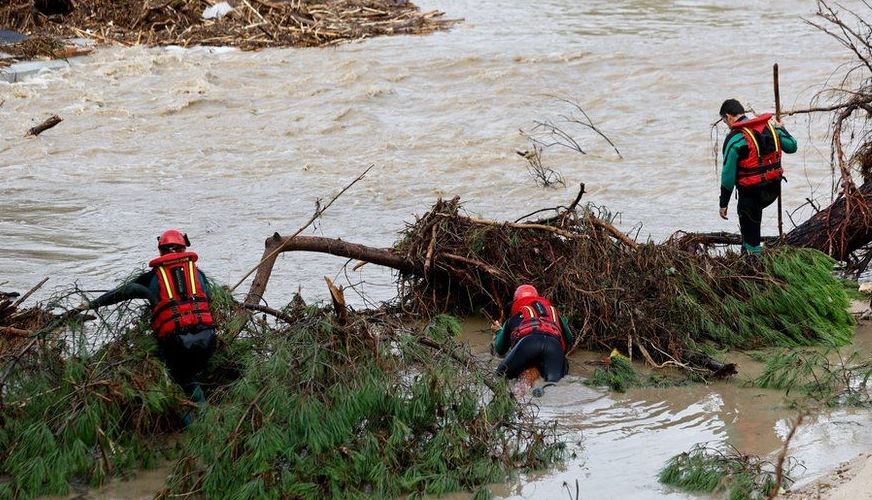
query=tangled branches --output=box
[394,196,854,374]
[0,0,455,51]
[659,443,803,499]
[1,279,560,498]
[754,347,872,408]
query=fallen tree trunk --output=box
[244,233,417,305]
[670,180,872,261]
[784,179,872,260]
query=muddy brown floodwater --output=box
[461,318,872,499]
[6,0,871,498]
[0,0,854,307]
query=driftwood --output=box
[26,115,62,136]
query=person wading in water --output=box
[493,285,573,383]
[718,98,797,255]
[79,229,217,425]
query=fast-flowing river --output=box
[1,0,867,498]
[0,0,852,305]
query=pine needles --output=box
[673,247,855,351]
[0,327,184,498]
[2,282,561,498]
[396,198,854,373]
[163,308,563,498]
[753,347,872,407]
[659,444,800,500]
[584,350,640,393]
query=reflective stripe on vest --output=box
[157,266,174,300]
[510,299,565,351]
[187,260,197,295]
[149,252,214,337]
[736,122,783,188]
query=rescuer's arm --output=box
[198,270,214,301]
[775,124,797,154]
[719,135,745,211]
[559,315,574,350]
[493,314,521,356]
[88,272,154,309]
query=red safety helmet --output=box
[157,229,190,250]
[513,284,538,302]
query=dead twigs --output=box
[236,164,373,302]
[518,98,620,189]
[0,0,457,51]
[768,413,806,499]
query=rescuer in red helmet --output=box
[80,230,216,418]
[718,99,798,255]
[492,284,573,382]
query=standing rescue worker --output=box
[493,285,573,383]
[718,99,798,255]
[81,230,216,407]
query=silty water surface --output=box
[1,0,867,498]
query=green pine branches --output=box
[163,311,563,498]
[659,444,798,500]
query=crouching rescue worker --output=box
[719,98,798,255]
[492,285,573,383]
[81,230,216,413]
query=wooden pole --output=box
[774,63,784,242]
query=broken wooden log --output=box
[26,115,62,136]
[783,179,872,260]
[324,276,348,325]
[245,233,416,305]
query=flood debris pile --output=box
[0,33,69,65]
[0,0,453,54]
[0,286,560,499]
[0,288,52,343]
[659,443,800,500]
[393,197,854,375]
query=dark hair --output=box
[719,99,744,117]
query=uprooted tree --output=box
[243,191,855,377]
[240,1,872,375]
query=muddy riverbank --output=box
[39,311,872,499]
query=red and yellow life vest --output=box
[148,251,214,338]
[509,295,566,351]
[729,113,783,188]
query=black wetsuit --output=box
[493,309,573,383]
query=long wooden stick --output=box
[774,63,784,242]
[231,164,372,294]
[11,277,48,308]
